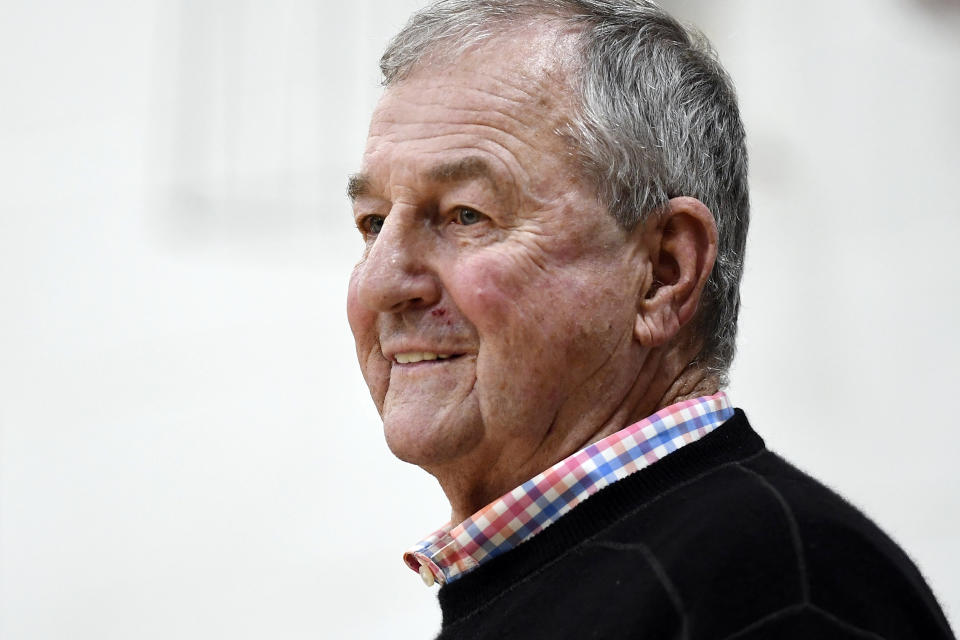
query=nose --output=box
[353,210,441,313]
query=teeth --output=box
[395,352,452,364]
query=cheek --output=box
[451,253,573,347]
[449,256,526,332]
[452,251,632,360]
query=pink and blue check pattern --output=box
[404,392,734,585]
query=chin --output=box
[382,413,483,468]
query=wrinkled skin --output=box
[347,24,715,520]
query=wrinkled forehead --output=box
[358,25,587,203]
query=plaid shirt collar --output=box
[404,392,734,587]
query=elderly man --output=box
[346,1,954,638]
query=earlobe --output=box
[634,304,680,347]
[633,197,718,348]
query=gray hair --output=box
[380,0,749,383]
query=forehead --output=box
[358,25,582,201]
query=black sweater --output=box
[435,411,954,639]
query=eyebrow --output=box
[427,156,496,184]
[346,173,370,202]
[346,156,498,203]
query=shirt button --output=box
[419,563,436,587]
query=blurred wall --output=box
[1,1,957,638]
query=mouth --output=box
[392,351,466,364]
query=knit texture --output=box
[435,411,954,639]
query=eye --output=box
[359,215,385,236]
[453,207,486,226]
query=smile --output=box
[394,352,458,364]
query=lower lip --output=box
[393,355,464,367]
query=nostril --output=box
[390,296,425,312]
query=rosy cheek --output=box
[449,258,514,327]
[449,254,562,350]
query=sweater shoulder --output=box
[435,415,954,639]
[736,450,954,639]
[593,449,953,639]
[592,454,810,638]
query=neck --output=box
[433,342,720,524]
[566,346,719,456]
[635,350,721,419]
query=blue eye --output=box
[455,207,485,226]
[361,215,385,235]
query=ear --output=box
[634,196,718,348]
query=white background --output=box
[1,0,958,638]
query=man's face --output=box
[347,28,649,491]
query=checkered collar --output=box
[403,392,734,586]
